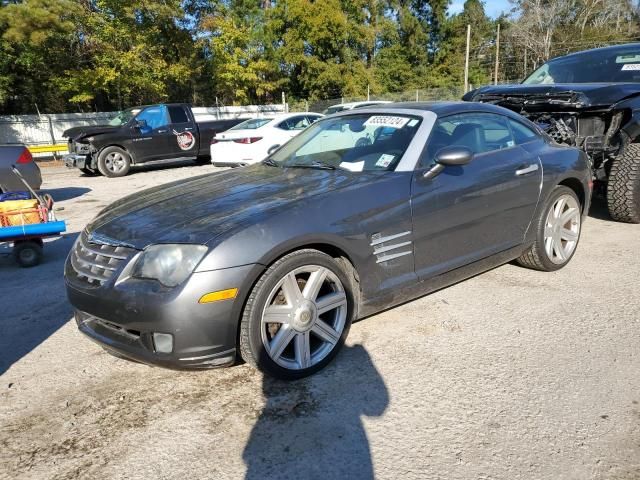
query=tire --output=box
[517,185,582,272]
[97,146,131,178]
[194,155,210,165]
[14,241,43,268]
[607,143,640,223]
[239,249,357,380]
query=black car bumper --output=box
[66,259,264,370]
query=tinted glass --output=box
[168,105,189,124]
[523,46,640,84]
[509,119,539,144]
[269,113,422,172]
[230,118,272,130]
[277,116,310,130]
[423,113,515,164]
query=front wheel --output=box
[239,250,356,380]
[607,143,640,223]
[517,186,582,271]
[97,146,131,178]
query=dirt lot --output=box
[1,161,639,480]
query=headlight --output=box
[132,244,208,287]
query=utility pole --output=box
[464,24,471,93]
[494,23,500,85]
[367,84,370,101]
[524,47,528,78]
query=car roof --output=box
[327,100,392,109]
[271,112,323,120]
[354,101,527,120]
[550,42,640,62]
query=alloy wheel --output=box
[105,152,126,173]
[260,265,348,370]
[544,193,581,264]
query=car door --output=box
[411,112,542,280]
[129,105,172,162]
[167,105,198,158]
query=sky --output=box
[448,0,512,19]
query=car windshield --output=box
[267,113,422,172]
[108,108,140,126]
[230,118,272,130]
[523,46,640,84]
[323,105,348,115]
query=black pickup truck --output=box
[464,43,640,223]
[63,103,246,177]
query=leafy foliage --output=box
[0,0,638,113]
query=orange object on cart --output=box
[0,199,44,227]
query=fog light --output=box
[153,332,174,353]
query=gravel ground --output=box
[1,161,639,480]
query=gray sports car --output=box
[65,102,591,379]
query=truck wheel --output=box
[194,155,210,165]
[80,166,98,176]
[14,241,43,268]
[517,186,582,272]
[607,143,640,223]
[97,146,131,178]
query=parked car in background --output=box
[66,102,591,380]
[210,112,323,166]
[0,145,42,192]
[464,43,640,223]
[323,100,392,115]
[63,103,246,178]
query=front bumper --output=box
[66,261,264,369]
[64,153,90,169]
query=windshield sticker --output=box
[174,130,196,150]
[339,161,364,172]
[364,116,410,129]
[407,119,419,127]
[621,63,640,71]
[375,154,395,168]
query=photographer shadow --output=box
[243,344,389,480]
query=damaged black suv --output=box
[464,43,640,223]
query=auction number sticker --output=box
[364,116,410,129]
[621,64,640,71]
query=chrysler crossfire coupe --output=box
[65,102,591,379]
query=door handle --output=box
[158,129,168,133]
[184,128,194,131]
[515,164,539,176]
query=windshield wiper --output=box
[261,157,279,167]
[287,161,349,171]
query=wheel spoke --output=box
[311,318,340,345]
[316,291,347,315]
[560,207,578,226]
[302,268,328,301]
[553,240,566,261]
[263,305,293,324]
[294,332,311,369]
[561,228,578,242]
[544,223,554,238]
[281,272,303,305]
[554,197,566,219]
[269,325,296,360]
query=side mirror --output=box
[134,119,148,130]
[267,144,281,155]
[423,146,473,180]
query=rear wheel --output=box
[97,146,131,178]
[80,166,98,176]
[239,249,356,380]
[517,186,582,271]
[607,143,640,223]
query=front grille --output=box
[70,232,136,286]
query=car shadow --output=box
[243,344,388,480]
[43,187,91,202]
[128,159,211,176]
[0,232,78,375]
[588,195,614,221]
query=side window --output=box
[136,105,169,132]
[306,115,321,124]
[421,113,515,166]
[278,116,309,130]
[509,119,539,144]
[168,105,189,124]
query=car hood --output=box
[465,83,640,110]
[87,165,363,249]
[63,125,120,139]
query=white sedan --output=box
[210,112,323,166]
